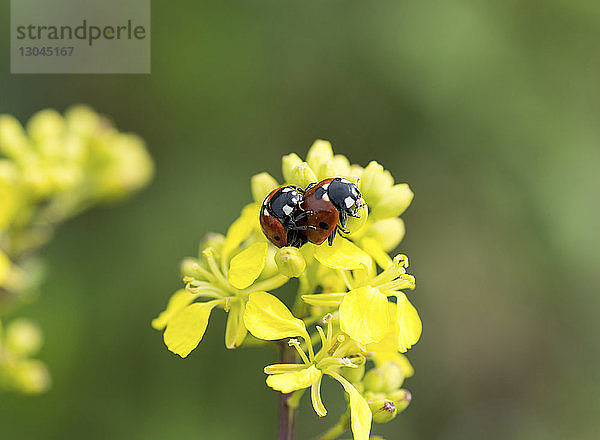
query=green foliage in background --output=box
[0,0,599,439]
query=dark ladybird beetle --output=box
[301,177,365,246]
[259,185,314,248]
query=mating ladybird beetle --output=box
[300,177,365,246]
[259,185,313,248]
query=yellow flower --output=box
[244,293,372,440]
[303,249,420,353]
[153,208,292,357]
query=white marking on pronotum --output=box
[282,187,292,192]
[321,193,330,202]
[282,205,293,216]
[322,183,330,190]
[340,178,351,184]
[263,209,270,216]
[344,196,355,208]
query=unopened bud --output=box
[379,361,405,392]
[306,139,333,173]
[289,162,317,189]
[316,154,350,180]
[369,399,397,423]
[180,258,204,279]
[14,359,51,394]
[198,233,225,256]
[359,161,394,206]
[341,362,365,384]
[275,247,306,278]
[387,389,412,413]
[371,184,413,220]
[251,172,278,203]
[0,115,30,159]
[363,368,385,393]
[282,153,303,183]
[5,319,43,357]
[365,217,405,252]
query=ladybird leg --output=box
[292,210,314,222]
[328,227,337,246]
[339,210,348,228]
[305,182,316,191]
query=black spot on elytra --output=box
[319,222,329,230]
[274,236,281,241]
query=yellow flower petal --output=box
[313,237,372,271]
[222,204,259,260]
[396,293,421,352]
[360,237,392,269]
[152,289,197,330]
[228,242,268,289]
[339,286,389,345]
[225,299,248,349]
[163,302,219,358]
[244,292,309,341]
[366,217,405,252]
[266,365,321,393]
[327,372,372,440]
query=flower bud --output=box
[0,115,30,159]
[198,233,225,256]
[306,139,333,173]
[26,109,65,145]
[251,172,278,203]
[5,319,43,357]
[316,154,350,180]
[363,368,385,393]
[289,162,317,189]
[365,218,405,252]
[14,359,51,394]
[275,247,306,278]
[379,361,405,392]
[371,184,413,220]
[180,257,205,279]
[344,202,368,235]
[368,399,397,423]
[359,161,394,206]
[341,362,365,384]
[282,153,303,183]
[387,389,412,413]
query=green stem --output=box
[278,341,298,440]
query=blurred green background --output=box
[1,0,599,439]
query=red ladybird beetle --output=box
[300,177,365,246]
[259,185,314,248]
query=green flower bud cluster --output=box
[0,107,154,394]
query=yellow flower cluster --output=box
[154,140,419,440]
[0,106,154,393]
